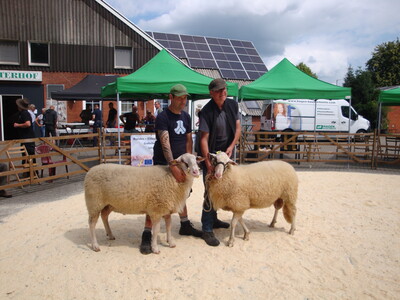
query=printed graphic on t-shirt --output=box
[174,120,186,134]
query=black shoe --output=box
[0,190,12,198]
[139,231,152,255]
[213,219,230,229]
[179,221,203,237]
[202,232,220,246]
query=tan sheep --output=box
[85,153,202,254]
[206,152,298,247]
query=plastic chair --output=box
[35,144,69,179]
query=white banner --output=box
[130,134,156,166]
[0,70,42,81]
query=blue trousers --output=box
[201,162,217,232]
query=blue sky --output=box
[105,0,399,85]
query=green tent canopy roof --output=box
[379,87,400,105]
[101,49,238,100]
[239,58,351,100]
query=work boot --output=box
[139,230,152,255]
[202,231,220,246]
[179,221,202,237]
[213,219,230,229]
[0,190,12,198]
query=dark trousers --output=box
[201,162,217,232]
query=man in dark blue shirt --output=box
[140,84,202,255]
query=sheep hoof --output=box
[107,235,115,240]
[288,228,295,235]
[169,243,176,248]
[91,244,101,252]
[269,222,276,228]
[152,248,160,254]
[227,240,234,247]
[243,233,250,241]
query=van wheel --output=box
[356,129,367,134]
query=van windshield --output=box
[341,106,358,121]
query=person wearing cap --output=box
[139,83,203,255]
[198,78,241,247]
[13,98,36,159]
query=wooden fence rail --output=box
[0,130,399,191]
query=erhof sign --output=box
[0,70,42,82]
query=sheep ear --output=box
[208,153,217,160]
[196,156,205,163]
[228,159,237,165]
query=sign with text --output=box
[0,70,42,81]
[130,134,156,167]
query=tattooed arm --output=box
[158,130,186,183]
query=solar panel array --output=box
[147,32,268,80]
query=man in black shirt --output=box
[139,84,202,255]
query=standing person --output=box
[154,101,163,117]
[80,104,92,125]
[139,84,202,255]
[92,104,102,146]
[119,105,140,133]
[28,104,38,137]
[106,102,117,128]
[142,110,155,132]
[35,108,46,137]
[13,98,36,164]
[44,105,58,137]
[0,163,12,198]
[198,78,241,247]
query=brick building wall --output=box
[387,106,400,133]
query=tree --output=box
[296,62,318,79]
[366,38,400,87]
[343,66,380,129]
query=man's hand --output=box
[225,146,234,158]
[170,165,186,183]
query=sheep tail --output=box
[283,201,296,224]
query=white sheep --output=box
[206,151,298,247]
[85,153,202,254]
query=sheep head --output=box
[209,151,236,179]
[172,153,204,178]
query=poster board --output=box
[130,134,156,166]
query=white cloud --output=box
[104,0,400,84]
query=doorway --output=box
[1,94,22,141]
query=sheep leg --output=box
[88,213,101,252]
[163,214,176,248]
[151,217,161,254]
[101,205,115,240]
[270,198,283,228]
[238,216,250,241]
[228,212,243,247]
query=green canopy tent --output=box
[101,49,239,162]
[101,49,238,100]
[378,87,400,131]
[239,58,352,134]
[239,58,351,100]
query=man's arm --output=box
[200,131,213,174]
[225,119,241,157]
[186,132,193,154]
[14,120,31,128]
[158,130,185,183]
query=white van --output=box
[260,99,370,133]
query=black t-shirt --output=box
[122,112,140,130]
[17,110,35,139]
[153,109,192,164]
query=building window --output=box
[29,41,50,66]
[0,40,19,65]
[115,47,133,69]
[121,101,136,114]
[47,84,64,99]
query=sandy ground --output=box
[0,170,399,300]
